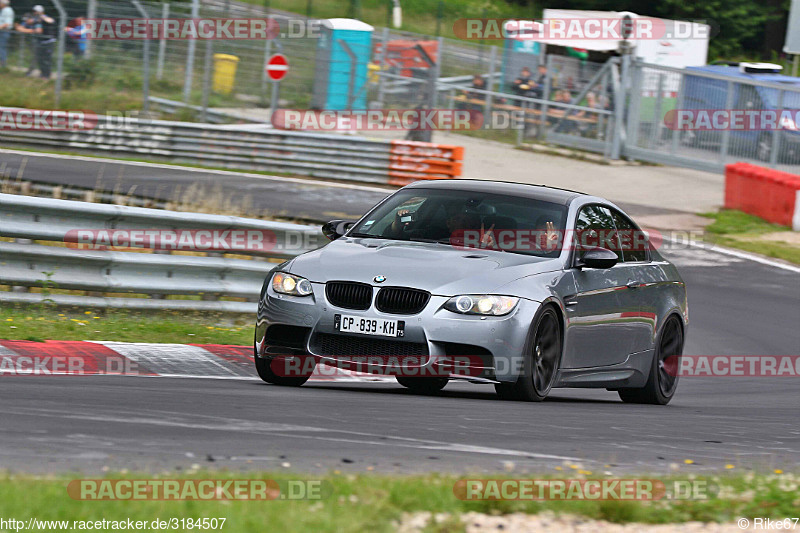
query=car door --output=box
[609,207,656,355]
[562,204,638,369]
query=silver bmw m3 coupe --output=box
[254,180,688,404]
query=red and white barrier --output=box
[725,163,800,230]
[0,340,390,382]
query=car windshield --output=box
[348,188,569,257]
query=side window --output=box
[736,85,761,110]
[574,205,621,262]
[611,209,649,262]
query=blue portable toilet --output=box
[312,18,374,111]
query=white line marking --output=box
[663,237,800,274]
[5,406,580,462]
[0,148,391,193]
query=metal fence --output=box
[626,61,800,174]
[5,1,800,174]
[0,192,322,313]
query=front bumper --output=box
[255,282,539,382]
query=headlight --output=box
[271,272,313,296]
[444,295,519,316]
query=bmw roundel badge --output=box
[374,275,386,283]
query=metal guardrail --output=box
[0,193,323,313]
[0,113,464,186]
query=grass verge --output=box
[701,209,800,265]
[0,471,797,532]
[0,305,251,345]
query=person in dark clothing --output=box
[531,64,548,99]
[457,74,487,113]
[16,12,38,75]
[511,67,532,97]
[16,5,56,79]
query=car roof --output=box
[687,65,800,85]
[403,179,587,206]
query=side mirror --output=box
[322,219,355,241]
[578,247,618,269]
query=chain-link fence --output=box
[6,1,800,173]
[626,61,800,173]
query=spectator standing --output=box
[17,5,55,79]
[0,0,14,68]
[531,64,547,99]
[65,17,87,58]
[16,11,38,75]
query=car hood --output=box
[286,237,563,295]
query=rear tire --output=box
[255,354,313,387]
[618,315,683,405]
[494,306,561,402]
[396,376,448,393]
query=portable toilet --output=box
[312,18,374,110]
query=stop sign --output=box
[265,54,289,82]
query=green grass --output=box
[0,306,251,345]
[0,471,797,532]
[700,209,800,265]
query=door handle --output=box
[626,280,642,289]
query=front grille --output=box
[313,333,429,358]
[375,287,430,315]
[325,281,373,310]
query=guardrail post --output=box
[670,74,686,154]
[769,89,783,167]
[719,81,735,164]
[538,54,553,141]
[652,74,664,148]
[626,61,643,151]
[483,45,496,123]
[85,0,96,59]
[375,28,389,109]
[156,2,169,80]
[201,40,213,122]
[131,0,151,114]
[50,0,67,108]
[609,59,623,160]
[183,0,200,102]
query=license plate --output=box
[335,314,404,337]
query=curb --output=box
[0,340,392,382]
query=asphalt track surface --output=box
[0,150,684,222]
[0,152,799,475]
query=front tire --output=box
[396,376,448,393]
[255,354,313,387]
[495,306,562,402]
[618,315,683,405]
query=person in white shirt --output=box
[0,0,14,68]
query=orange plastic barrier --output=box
[724,162,800,230]
[387,140,464,186]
